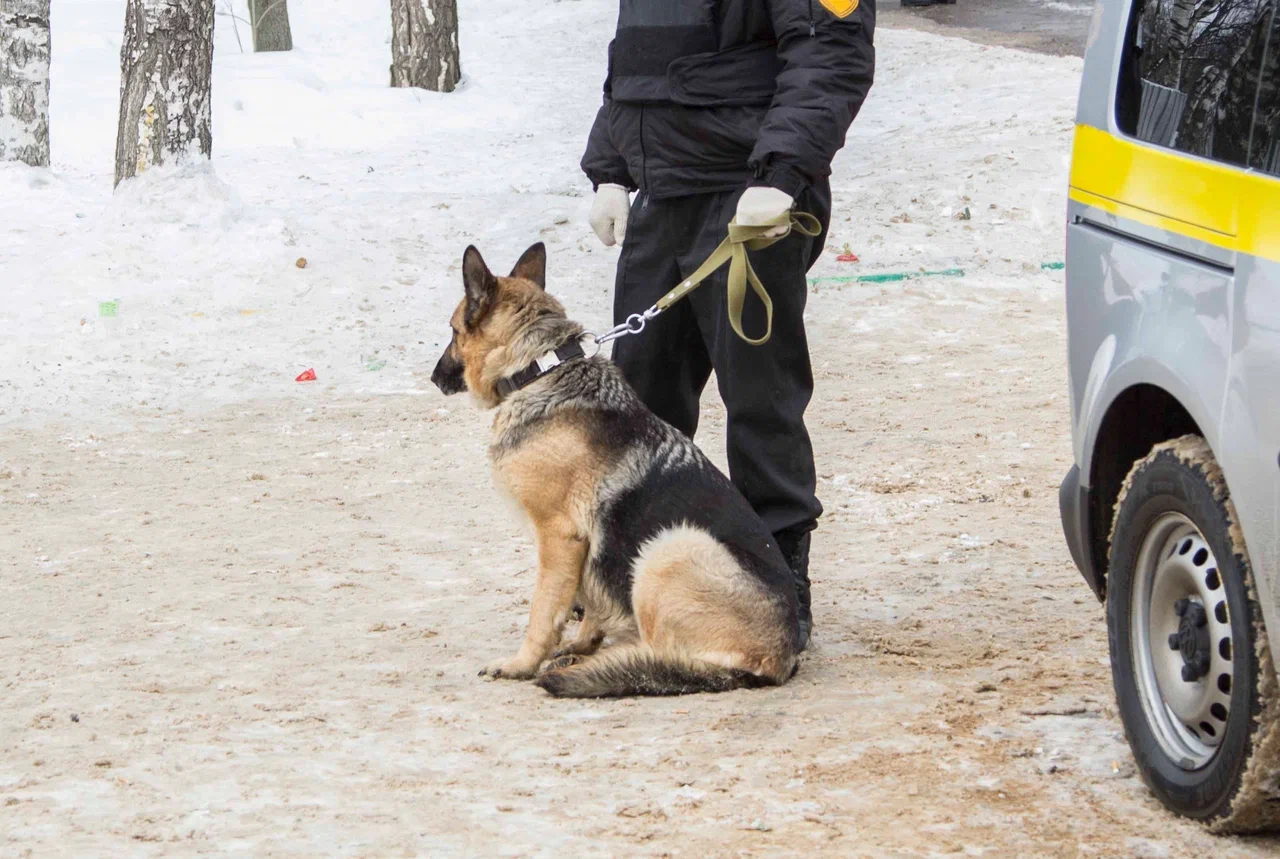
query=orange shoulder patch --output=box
[819,0,859,18]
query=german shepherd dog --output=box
[430,242,800,697]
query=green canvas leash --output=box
[594,210,822,348]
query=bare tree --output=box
[390,0,460,93]
[114,0,215,187]
[0,0,51,167]
[249,0,291,52]
[1135,0,1272,160]
[1168,0,1197,85]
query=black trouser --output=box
[612,183,830,536]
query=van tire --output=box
[1107,435,1280,833]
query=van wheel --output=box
[1107,435,1280,832]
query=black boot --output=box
[776,526,814,652]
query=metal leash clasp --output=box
[593,304,663,347]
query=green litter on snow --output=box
[808,268,966,286]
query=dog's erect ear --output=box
[509,242,547,290]
[462,245,497,328]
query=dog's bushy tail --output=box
[533,645,776,698]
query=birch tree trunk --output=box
[0,0,51,167]
[249,0,292,52]
[390,0,460,93]
[114,0,215,187]
[1169,0,1197,89]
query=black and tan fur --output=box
[431,243,800,697]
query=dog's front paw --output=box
[479,657,538,681]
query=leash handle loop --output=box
[594,210,822,348]
[659,210,821,346]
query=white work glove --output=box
[588,183,631,247]
[735,186,795,238]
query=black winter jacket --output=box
[581,0,876,201]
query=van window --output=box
[1116,0,1274,168]
[1249,12,1280,175]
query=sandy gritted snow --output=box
[3,1,1279,857]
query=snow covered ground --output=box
[1,0,1072,428]
[3,1,1277,856]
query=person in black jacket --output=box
[581,0,876,651]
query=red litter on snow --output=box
[837,252,860,263]
[295,368,317,382]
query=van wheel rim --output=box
[1131,512,1235,771]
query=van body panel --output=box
[1070,191,1237,270]
[1221,253,1280,645]
[1066,185,1280,655]
[1074,0,1128,132]
[1063,0,1279,669]
[1066,202,1231,478]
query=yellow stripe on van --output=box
[1067,186,1238,253]
[1070,124,1238,237]
[1237,184,1280,262]
[1069,124,1280,263]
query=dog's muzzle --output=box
[431,352,466,396]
